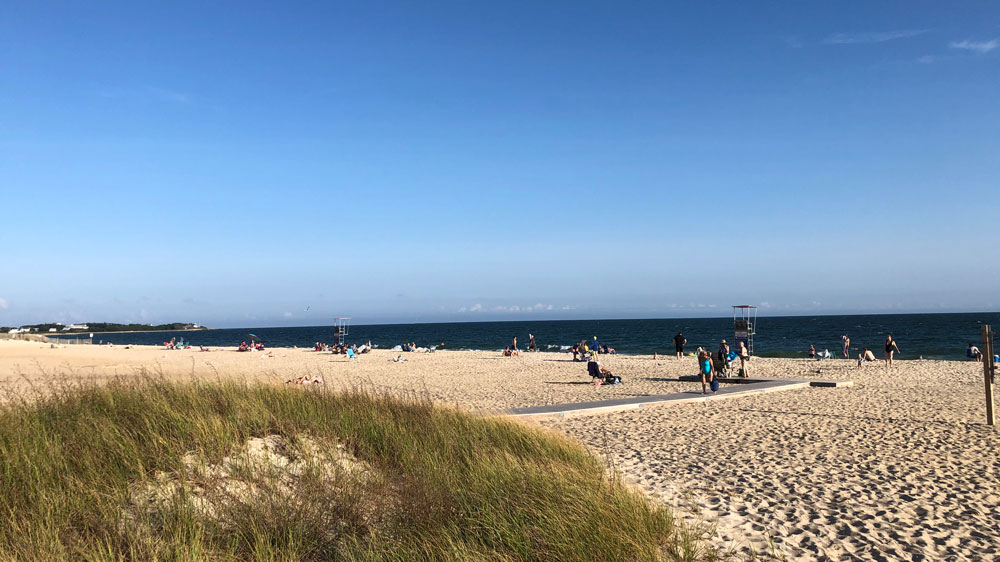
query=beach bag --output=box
[709,379,720,392]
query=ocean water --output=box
[50,312,1000,360]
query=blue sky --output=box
[2,1,999,327]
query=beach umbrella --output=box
[247,333,262,342]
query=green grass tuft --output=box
[0,376,718,561]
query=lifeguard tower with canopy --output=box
[333,317,351,346]
[732,305,758,356]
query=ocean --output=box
[48,312,1000,360]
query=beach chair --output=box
[347,348,358,360]
[587,361,602,380]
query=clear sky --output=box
[2,1,999,327]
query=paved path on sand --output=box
[509,377,852,418]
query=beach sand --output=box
[2,340,997,560]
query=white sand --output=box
[2,339,997,560]
[543,357,1000,561]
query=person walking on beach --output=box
[674,332,687,359]
[968,342,983,362]
[884,335,900,367]
[528,334,536,352]
[842,335,850,358]
[698,350,715,395]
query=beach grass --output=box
[0,375,717,561]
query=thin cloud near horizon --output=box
[823,29,927,45]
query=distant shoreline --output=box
[49,328,210,336]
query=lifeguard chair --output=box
[732,305,758,356]
[333,317,351,346]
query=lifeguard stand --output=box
[733,305,758,356]
[333,317,351,346]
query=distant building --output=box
[48,328,58,332]
[63,324,89,331]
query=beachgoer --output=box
[512,336,518,352]
[502,346,512,357]
[716,340,730,374]
[857,352,863,369]
[528,334,536,352]
[571,345,579,361]
[737,341,750,377]
[967,343,983,362]
[808,344,816,359]
[884,335,900,367]
[699,350,715,395]
[842,335,851,358]
[592,336,600,357]
[863,347,876,362]
[674,332,686,358]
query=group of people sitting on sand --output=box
[570,337,616,361]
[395,342,443,353]
[238,341,264,352]
[163,337,186,350]
[316,341,372,355]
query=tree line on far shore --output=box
[3,322,207,334]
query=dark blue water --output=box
[49,313,1000,360]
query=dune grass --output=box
[0,376,718,561]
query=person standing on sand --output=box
[737,340,750,377]
[528,334,536,352]
[884,335,900,367]
[673,332,686,358]
[698,350,715,395]
[842,335,850,358]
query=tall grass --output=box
[0,376,717,561]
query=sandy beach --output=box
[2,339,997,560]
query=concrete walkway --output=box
[508,377,853,419]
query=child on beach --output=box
[699,350,715,395]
